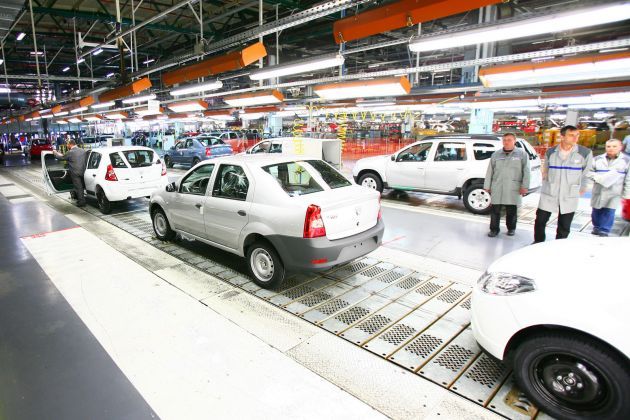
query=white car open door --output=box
[41,151,75,195]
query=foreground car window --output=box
[123,150,154,167]
[306,160,351,189]
[180,164,215,195]
[110,153,128,168]
[212,164,249,201]
[87,152,101,169]
[516,141,538,160]
[263,162,324,197]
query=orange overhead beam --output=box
[162,42,267,86]
[333,0,501,44]
[99,77,152,103]
[203,109,234,116]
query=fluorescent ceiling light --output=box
[240,112,266,120]
[53,111,68,116]
[135,106,163,116]
[249,54,344,80]
[0,59,3,65]
[62,66,70,72]
[0,87,10,93]
[71,106,88,113]
[77,58,85,64]
[41,113,54,119]
[91,101,115,109]
[170,80,223,96]
[16,32,26,41]
[599,47,628,53]
[224,90,284,107]
[30,51,43,56]
[83,115,103,121]
[314,76,411,100]
[104,111,129,120]
[67,117,83,123]
[167,100,208,112]
[106,72,115,78]
[479,52,630,87]
[55,119,68,124]
[409,2,630,52]
[93,48,103,56]
[122,93,156,104]
[143,58,155,64]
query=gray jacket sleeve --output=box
[483,155,494,190]
[521,152,531,189]
[624,162,630,199]
[581,150,594,192]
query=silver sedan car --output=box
[149,154,384,288]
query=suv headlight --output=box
[478,271,536,296]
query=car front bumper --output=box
[471,286,521,361]
[267,219,385,272]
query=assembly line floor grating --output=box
[7,165,561,420]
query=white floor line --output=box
[22,227,386,420]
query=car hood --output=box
[485,237,628,293]
[354,154,390,173]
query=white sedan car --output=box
[42,146,168,213]
[472,237,629,420]
[149,154,384,288]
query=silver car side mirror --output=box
[391,155,396,161]
[166,182,176,192]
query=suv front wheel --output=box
[358,172,383,193]
[463,183,491,214]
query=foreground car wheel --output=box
[152,208,175,241]
[358,172,383,193]
[246,241,285,288]
[96,189,112,214]
[463,183,491,214]
[512,332,630,420]
[164,155,173,168]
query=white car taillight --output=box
[303,204,326,238]
[161,160,167,176]
[478,271,536,295]
[105,164,118,181]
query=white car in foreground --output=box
[472,237,629,420]
[149,154,384,288]
[43,146,168,213]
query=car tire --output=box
[164,155,173,168]
[246,240,285,289]
[96,188,112,214]
[511,331,630,420]
[151,207,175,241]
[192,157,200,167]
[463,183,491,214]
[358,172,383,193]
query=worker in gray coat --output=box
[484,132,530,237]
[590,138,630,236]
[53,138,87,207]
[534,125,593,243]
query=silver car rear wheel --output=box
[250,248,274,281]
[246,241,285,289]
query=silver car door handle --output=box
[195,203,202,209]
[92,174,96,177]
[237,210,246,216]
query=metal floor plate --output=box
[10,166,555,419]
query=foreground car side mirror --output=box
[166,182,177,193]
[391,155,396,161]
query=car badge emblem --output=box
[355,207,361,216]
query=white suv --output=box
[42,146,168,214]
[352,134,542,214]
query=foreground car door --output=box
[169,164,215,238]
[84,151,102,193]
[424,141,467,192]
[41,151,75,194]
[385,142,432,189]
[203,163,252,250]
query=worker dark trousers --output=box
[534,208,574,243]
[489,204,517,233]
[71,173,85,205]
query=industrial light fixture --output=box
[479,52,630,87]
[122,93,156,104]
[41,113,54,119]
[0,87,10,93]
[249,54,344,80]
[224,89,284,106]
[71,106,88,113]
[16,32,26,41]
[53,111,69,116]
[91,101,115,109]
[62,66,70,72]
[356,99,397,107]
[314,76,411,100]
[83,115,104,122]
[143,58,155,64]
[170,80,223,96]
[0,59,3,65]
[93,48,103,56]
[106,72,115,78]
[135,106,164,116]
[409,1,630,52]
[30,51,44,56]
[167,100,208,112]
[55,119,68,124]
[77,58,85,64]
[67,117,83,123]
[104,111,129,120]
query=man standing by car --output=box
[590,139,630,236]
[53,139,87,207]
[484,132,530,237]
[534,125,593,243]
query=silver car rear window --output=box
[263,161,324,197]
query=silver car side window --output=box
[179,164,215,195]
[212,164,249,201]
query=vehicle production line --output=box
[2,161,626,419]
